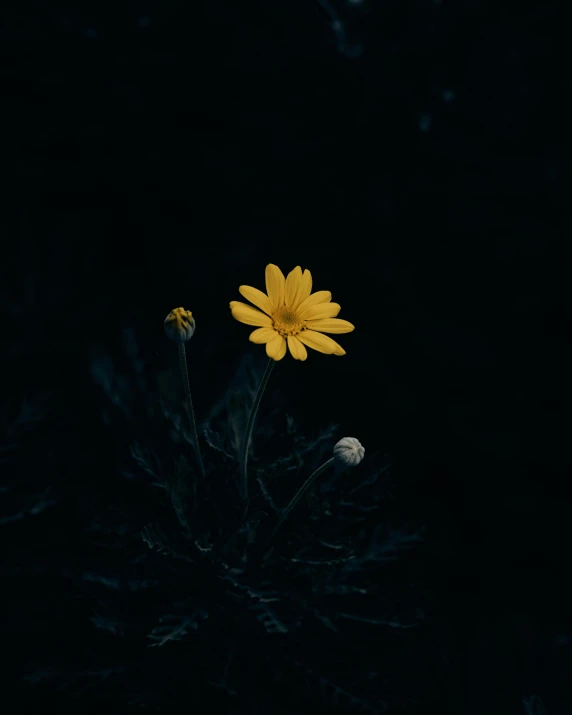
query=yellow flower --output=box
[229,264,355,361]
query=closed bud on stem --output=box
[164,307,195,343]
[271,437,365,542]
[333,437,365,473]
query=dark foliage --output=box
[65,334,423,712]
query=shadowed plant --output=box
[25,265,424,713]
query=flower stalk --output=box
[178,343,206,481]
[270,457,334,540]
[164,307,205,482]
[241,357,275,500]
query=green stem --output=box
[270,456,334,540]
[178,343,206,480]
[241,357,275,501]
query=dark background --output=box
[2,1,570,713]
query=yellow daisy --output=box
[229,264,355,361]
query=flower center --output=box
[272,307,306,336]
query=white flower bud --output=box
[164,307,195,343]
[333,437,365,470]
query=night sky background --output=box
[2,1,570,714]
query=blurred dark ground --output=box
[2,1,570,713]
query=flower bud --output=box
[333,437,365,470]
[164,307,195,343]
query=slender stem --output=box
[178,343,206,480]
[270,457,335,540]
[241,357,275,501]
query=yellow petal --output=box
[285,266,303,308]
[291,269,313,310]
[287,335,308,361]
[265,264,285,312]
[297,290,331,315]
[249,327,278,344]
[297,330,346,355]
[300,302,341,320]
[266,333,287,361]
[303,318,355,334]
[229,301,272,327]
[238,285,274,316]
